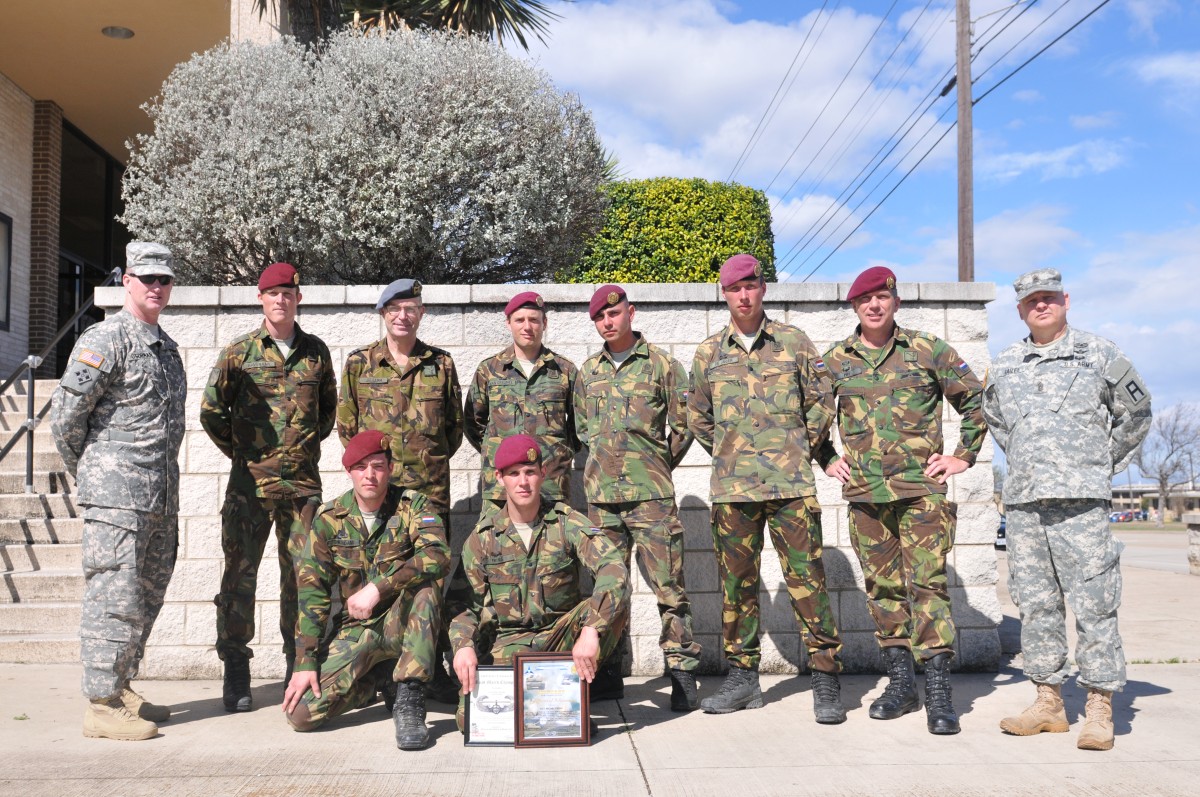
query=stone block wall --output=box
[95,281,1001,678]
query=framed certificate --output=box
[464,665,517,746]
[514,652,590,748]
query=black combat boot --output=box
[924,653,960,735]
[590,656,625,701]
[669,668,699,712]
[393,680,431,751]
[700,666,762,714]
[371,659,398,713]
[811,670,847,725]
[222,652,252,712]
[869,646,920,720]
[424,659,460,705]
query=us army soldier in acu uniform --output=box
[984,268,1151,752]
[464,291,580,513]
[576,284,701,710]
[818,266,986,735]
[283,431,448,750]
[200,262,337,712]
[689,254,846,723]
[51,242,186,741]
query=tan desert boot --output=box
[83,697,158,741]
[1077,689,1115,751]
[121,684,171,723]
[999,682,1069,735]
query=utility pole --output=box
[956,0,974,282]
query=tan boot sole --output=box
[1077,732,1114,751]
[83,716,158,741]
[999,717,1069,735]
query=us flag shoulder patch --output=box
[78,349,105,369]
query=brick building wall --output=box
[0,72,34,377]
[29,101,62,378]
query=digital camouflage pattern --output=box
[464,345,579,501]
[293,485,449,674]
[688,318,835,502]
[1006,499,1125,691]
[711,498,842,673]
[575,333,693,503]
[817,326,986,502]
[983,326,1151,504]
[337,338,464,512]
[200,322,337,498]
[848,495,957,659]
[449,501,630,657]
[51,309,187,514]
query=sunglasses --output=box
[134,275,173,286]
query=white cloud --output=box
[1012,89,1043,103]
[1122,0,1178,42]
[1132,50,1200,97]
[1070,111,1120,130]
[978,139,1129,182]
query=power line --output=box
[972,0,1039,61]
[973,0,1072,86]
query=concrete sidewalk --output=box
[2,560,1198,797]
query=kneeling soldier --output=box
[282,431,449,750]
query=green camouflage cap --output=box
[1012,268,1063,301]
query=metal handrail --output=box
[0,266,122,492]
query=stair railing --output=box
[0,267,122,492]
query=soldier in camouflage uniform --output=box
[200,262,337,712]
[283,431,448,751]
[817,266,986,735]
[464,291,579,510]
[688,254,846,723]
[50,242,186,741]
[450,434,629,731]
[984,268,1151,752]
[576,284,701,710]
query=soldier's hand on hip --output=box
[282,671,320,714]
[925,453,969,485]
[345,582,381,620]
[825,458,851,484]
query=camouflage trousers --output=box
[589,499,701,671]
[1007,499,1125,692]
[80,507,178,700]
[711,498,842,673]
[848,495,957,661]
[288,583,441,730]
[214,486,319,660]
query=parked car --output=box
[995,516,1006,550]
[1119,510,1135,522]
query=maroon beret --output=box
[258,262,299,292]
[718,254,763,288]
[494,434,542,472]
[588,284,627,319]
[504,291,545,317]
[847,266,897,302]
[342,430,390,470]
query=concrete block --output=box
[769,282,839,302]
[787,304,849,342]
[955,627,1001,671]
[634,306,709,346]
[346,285,382,307]
[950,585,1003,627]
[629,590,663,637]
[178,474,220,518]
[684,552,720,593]
[93,286,124,310]
[672,467,711,506]
[258,601,284,647]
[624,283,719,304]
[298,309,384,351]
[186,515,223,560]
[955,501,1000,545]
[670,343,699,374]
[296,285,345,306]
[952,463,995,504]
[838,631,885,673]
[450,444,481,471]
[918,282,996,303]
[417,306,464,346]
[186,432,229,474]
[255,558,283,601]
[543,308,603,347]
[945,305,990,342]
[163,559,222,602]
[184,347,222,385]
[461,308,510,348]
[835,585,874,632]
[183,389,206,432]
[214,308,262,344]
[679,507,712,552]
[953,340,992,375]
[139,645,221,679]
[951,544,999,588]
[145,603,186,646]
[164,311,218,348]
[823,546,863,590]
[758,633,802,673]
[219,286,260,306]
[679,444,712,469]
[896,306,946,338]
[165,287,221,307]
[695,634,726,673]
[184,602,217,646]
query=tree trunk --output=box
[285,0,340,47]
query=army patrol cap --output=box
[847,266,897,302]
[588,285,627,319]
[504,291,545,317]
[376,278,423,310]
[258,262,299,291]
[719,254,763,288]
[125,242,175,277]
[494,433,542,471]
[1013,268,1063,301]
[342,430,391,470]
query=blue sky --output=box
[521,0,1200,410]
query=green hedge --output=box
[561,177,775,283]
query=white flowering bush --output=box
[121,29,608,285]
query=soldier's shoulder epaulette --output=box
[230,329,258,346]
[345,344,374,362]
[911,330,938,342]
[316,498,340,516]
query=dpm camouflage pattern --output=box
[689,318,835,502]
[575,333,693,503]
[293,485,449,674]
[464,345,580,501]
[818,326,986,502]
[337,338,464,512]
[200,322,337,498]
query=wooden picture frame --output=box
[514,651,590,748]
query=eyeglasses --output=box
[134,275,173,286]
[383,305,420,319]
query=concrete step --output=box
[0,633,79,663]
[0,570,84,603]
[0,493,78,520]
[0,602,79,634]
[0,472,71,494]
[1,543,82,572]
[0,451,66,471]
[0,517,83,545]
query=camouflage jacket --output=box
[574,333,693,503]
[50,310,186,514]
[448,500,629,653]
[689,317,835,503]
[199,322,337,498]
[464,345,580,501]
[983,326,1151,504]
[336,338,463,512]
[293,484,449,672]
[816,325,987,503]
